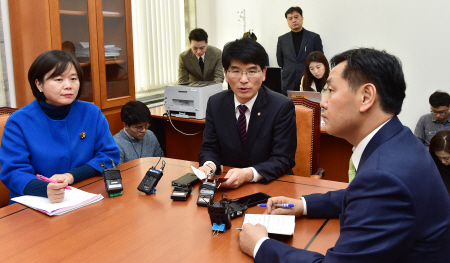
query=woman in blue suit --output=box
[0,50,120,204]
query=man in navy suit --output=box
[197,38,296,188]
[239,48,450,262]
[277,6,323,93]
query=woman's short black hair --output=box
[28,50,84,101]
[121,101,152,126]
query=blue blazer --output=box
[256,117,450,262]
[198,85,297,183]
[0,100,120,203]
[276,29,323,93]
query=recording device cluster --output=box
[100,157,269,236]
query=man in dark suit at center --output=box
[197,38,297,188]
[239,48,450,262]
[277,6,323,93]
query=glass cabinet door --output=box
[100,0,132,101]
[58,0,94,102]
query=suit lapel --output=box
[245,86,267,158]
[359,116,403,169]
[286,33,297,61]
[223,92,245,156]
[298,29,310,59]
[203,48,213,78]
[187,50,203,78]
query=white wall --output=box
[196,0,450,130]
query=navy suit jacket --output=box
[198,86,296,183]
[276,29,323,93]
[256,117,450,262]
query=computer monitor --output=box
[262,67,283,95]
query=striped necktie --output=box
[237,105,248,147]
[348,155,356,183]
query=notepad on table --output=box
[242,214,295,236]
[11,187,103,216]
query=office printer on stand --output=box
[164,81,223,119]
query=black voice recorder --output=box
[137,159,166,195]
[100,158,123,198]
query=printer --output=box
[164,81,223,119]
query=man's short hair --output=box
[429,91,450,108]
[222,38,267,70]
[188,28,208,42]
[285,6,303,18]
[121,101,151,126]
[330,48,406,115]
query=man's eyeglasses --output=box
[431,110,449,116]
[227,70,262,78]
[130,123,150,132]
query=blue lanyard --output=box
[435,121,449,134]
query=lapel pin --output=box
[257,112,261,116]
[80,131,86,139]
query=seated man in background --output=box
[178,28,224,83]
[239,48,450,262]
[198,38,297,188]
[114,101,163,165]
[414,91,450,149]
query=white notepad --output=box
[11,187,103,216]
[242,214,295,236]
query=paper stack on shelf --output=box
[74,42,121,62]
[75,42,90,62]
[105,45,121,60]
[11,187,104,216]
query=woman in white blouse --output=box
[296,51,330,98]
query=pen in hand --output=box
[36,174,71,190]
[257,203,294,208]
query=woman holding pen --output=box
[0,50,119,204]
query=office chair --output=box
[0,107,18,208]
[289,98,323,178]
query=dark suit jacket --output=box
[178,45,224,83]
[198,86,296,183]
[276,29,323,93]
[257,117,450,262]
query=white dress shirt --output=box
[203,93,262,182]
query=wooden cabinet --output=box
[9,0,134,134]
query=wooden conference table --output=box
[0,158,347,262]
[150,105,352,183]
